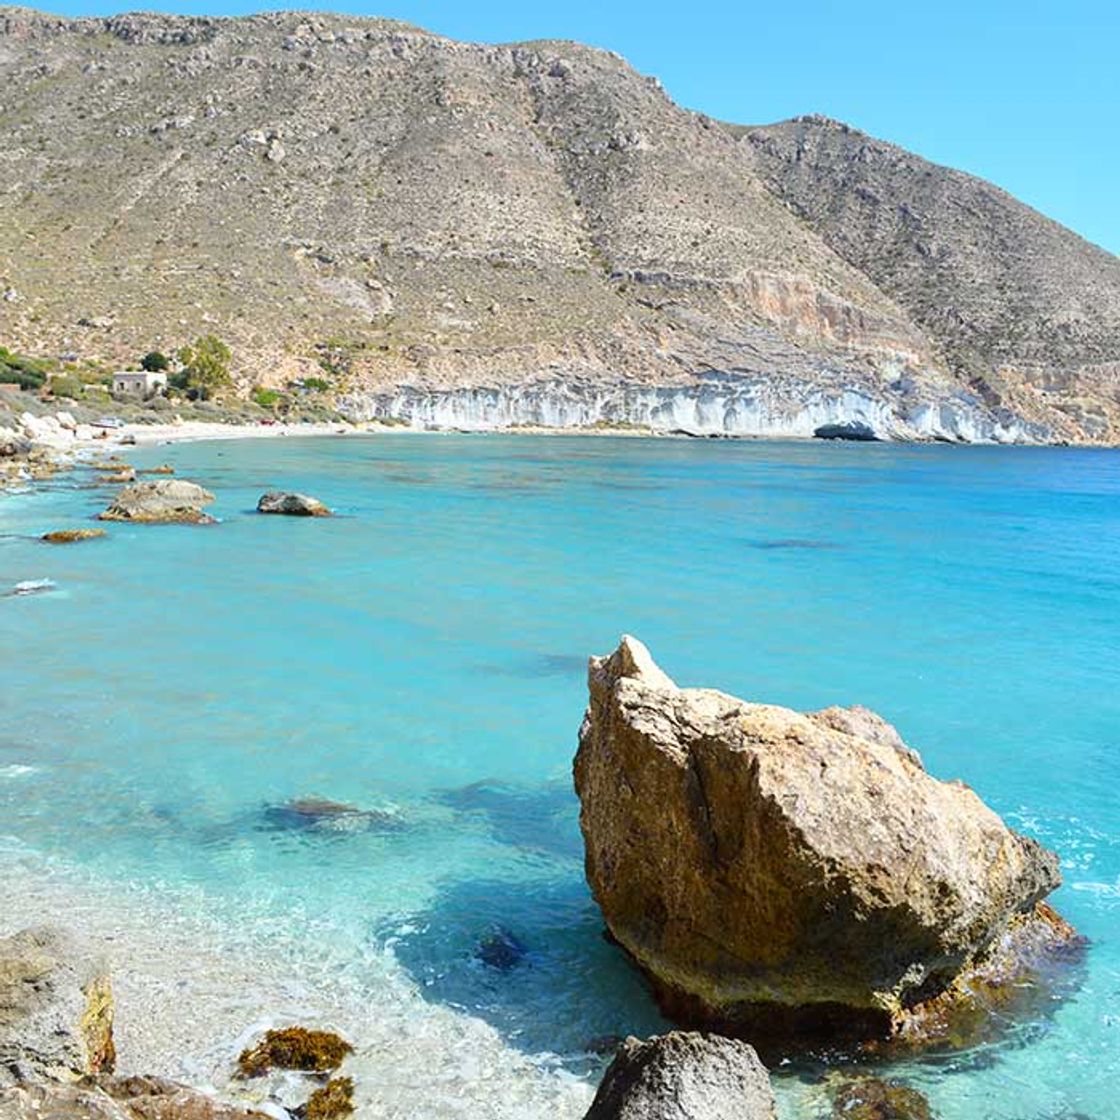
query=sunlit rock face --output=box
[573,636,1073,1043]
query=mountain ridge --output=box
[1,7,1117,442]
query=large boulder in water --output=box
[0,927,115,1087]
[99,479,215,524]
[573,636,1071,1041]
[583,1032,775,1120]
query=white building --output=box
[112,370,167,397]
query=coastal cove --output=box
[2,434,1119,1118]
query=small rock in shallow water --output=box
[7,579,56,597]
[257,491,332,516]
[237,1027,353,1078]
[42,528,107,544]
[475,927,527,971]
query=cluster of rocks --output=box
[0,631,1082,1118]
[0,410,83,487]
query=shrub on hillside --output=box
[0,347,51,390]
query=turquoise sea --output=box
[1,433,1118,1118]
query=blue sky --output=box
[48,0,1120,256]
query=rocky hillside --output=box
[743,116,1120,442]
[0,7,1117,442]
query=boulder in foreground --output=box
[583,1032,775,1120]
[574,636,1074,1042]
[257,491,332,517]
[99,479,215,524]
[0,926,115,1087]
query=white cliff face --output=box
[339,379,1047,444]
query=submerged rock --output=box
[574,636,1072,1043]
[0,926,115,1087]
[42,528,107,544]
[475,927,527,971]
[257,491,332,517]
[259,796,400,834]
[99,479,215,524]
[583,1032,775,1120]
[237,1027,353,1078]
[829,1077,932,1119]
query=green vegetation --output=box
[140,350,169,372]
[0,347,52,390]
[251,385,283,409]
[300,376,331,392]
[175,335,231,400]
[236,1027,353,1078]
[48,374,83,399]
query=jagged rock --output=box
[583,1032,775,1120]
[0,926,115,1087]
[42,528,107,544]
[574,636,1071,1041]
[99,480,215,524]
[256,491,331,517]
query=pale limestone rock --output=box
[584,1032,775,1120]
[99,479,215,524]
[0,927,115,1087]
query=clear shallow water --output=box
[1,434,1118,1119]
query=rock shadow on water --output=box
[435,778,582,860]
[374,876,666,1068]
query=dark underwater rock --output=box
[259,797,400,835]
[475,927,527,971]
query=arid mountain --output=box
[1,7,1117,441]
